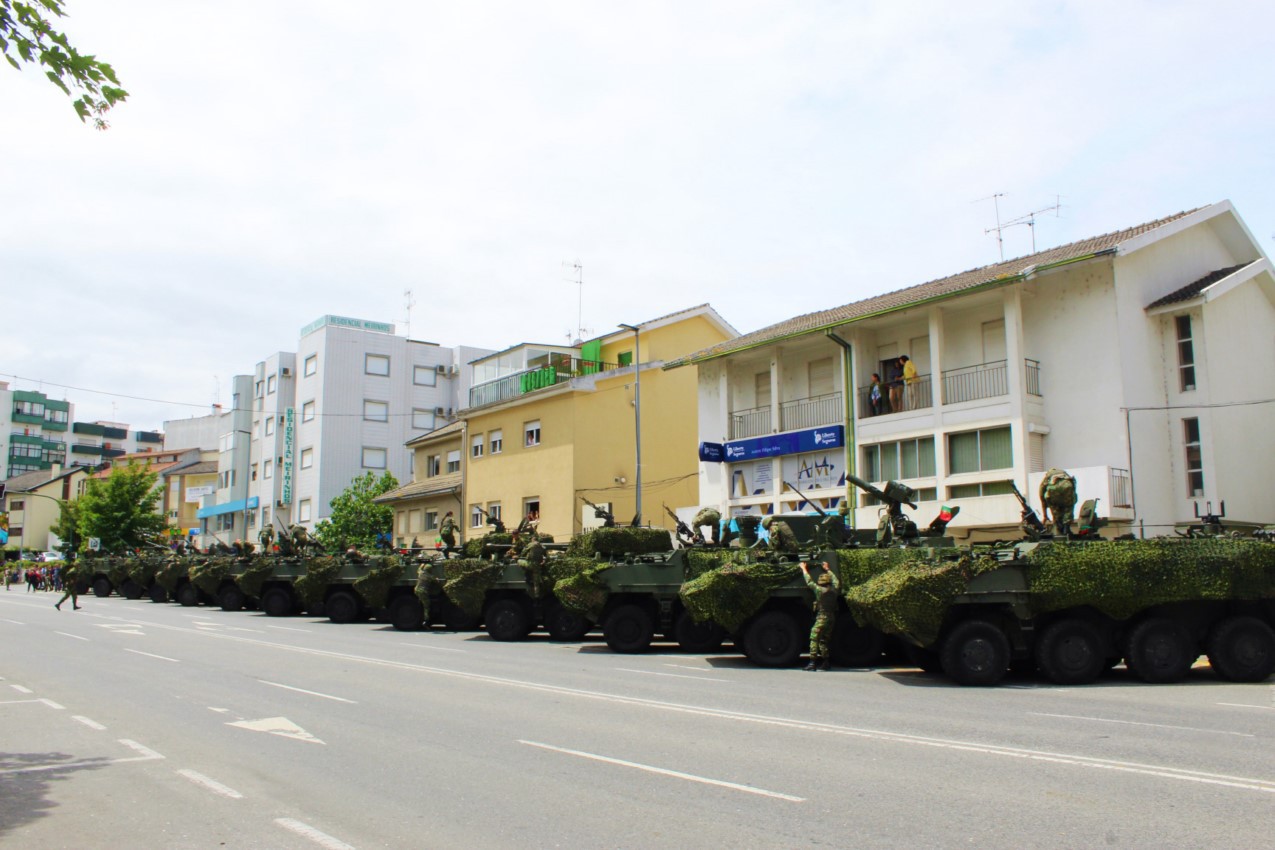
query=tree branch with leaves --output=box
[1,0,127,129]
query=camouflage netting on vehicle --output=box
[1025,538,1275,620]
[128,556,162,587]
[685,549,741,580]
[293,556,341,609]
[833,547,962,586]
[844,552,1001,646]
[442,559,506,617]
[236,559,277,599]
[154,557,191,593]
[680,560,801,633]
[353,557,404,610]
[462,532,554,559]
[567,527,671,557]
[554,562,615,620]
[104,557,131,588]
[190,558,235,595]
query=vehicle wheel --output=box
[218,585,246,612]
[121,579,143,600]
[92,578,113,598]
[603,603,655,653]
[148,583,169,604]
[940,619,1010,686]
[326,590,361,625]
[545,603,592,642]
[1124,617,1196,684]
[673,610,725,653]
[261,587,295,618]
[741,610,803,668]
[831,619,885,667]
[389,595,425,632]
[1035,618,1106,685]
[176,583,200,607]
[1206,616,1275,683]
[486,598,533,641]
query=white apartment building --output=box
[673,201,1274,539]
[199,315,492,537]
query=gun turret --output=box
[848,474,919,545]
[1008,480,1048,539]
[475,505,506,533]
[782,480,828,517]
[581,496,616,528]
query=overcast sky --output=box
[3,1,1272,431]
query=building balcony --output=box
[729,392,843,439]
[857,359,1041,419]
[135,431,163,444]
[857,374,935,418]
[71,443,104,455]
[468,357,619,408]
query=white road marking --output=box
[208,707,231,713]
[73,715,107,730]
[1029,712,1254,737]
[10,684,33,694]
[520,740,805,802]
[227,716,325,745]
[56,631,90,641]
[266,625,312,633]
[1218,702,1275,711]
[664,664,716,673]
[177,768,244,799]
[411,642,465,653]
[124,648,179,663]
[275,818,355,850]
[39,699,65,710]
[118,739,166,760]
[0,618,25,625]
[0,699,39,705]
[0,739,164,775]
[616,667,721,682]
[96,623,145,636]
[259,680,357,704]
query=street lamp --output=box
[618,323,642,526]
[233,428,253,544]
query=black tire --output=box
[1035,618,1106,685]
[673,610,725,654]
[121,579,143,600]
[1206,616,1275,683]
[218,585,246,612]
[741,610,803,668]
[176,583,200,608]
[603,603,655,653]
[831,618,885,667]
[91,577,112,598]
[1124,617,1196,684]
[148,583,169,604]
[389,595,425,632]
[486,598,533,641]
[326,590,361,624]
[940,619,1011,686]
[261,587,295,618]
[545,603,592,642]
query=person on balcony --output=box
[900,355,919,410]
[869,373,886,416]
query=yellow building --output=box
[459,305,736,542]
[376,421,466,548]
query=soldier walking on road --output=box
[55,562,83,611]
[800,561,840,671]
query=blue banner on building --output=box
[698,442,725,463]
[718,425,844,463]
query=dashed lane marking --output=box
[39,699,64,710]
[73,715,107,730]
[258,680,357,704]
[0,739,164,776]
[275,818,355,850]
[10,684,33,694]
[266,625,312,633]
[56,631,90,641]
[119,739,165,760]
[1218,702,1275,711]
[177,768,244,799]
[0,618,25,625]
[124,648,179,663]
[1029,712,1255,737]
[616,667,722,683]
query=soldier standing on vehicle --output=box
[259,526,275,553]
[800,561,840,671]
[820,502,850,547]
[691,507,722,544]
[762,515,798,553]
[438,511,458,558]
[1039,468,1077,536]
[521,536,547,597]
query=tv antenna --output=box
[981,194,1063,259]
[563,260,589,345]
[402,289,417,339]
[977,193,1008,260]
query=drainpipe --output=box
[825,331,856,528]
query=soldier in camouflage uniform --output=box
[520,536,547,597]
[761,515,798,553]
[54,561,85,611]
[800,561,840,671]
[691,507,722,545]
[438,511,458,558]
[819,502,850,547]
[259,526,276,554]
[1039,468,1077,536]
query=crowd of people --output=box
[4,564,67,593]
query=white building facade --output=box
[676,201,1275,539]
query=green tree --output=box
[49,496,80,555]
[313,471,399,552]
[2,1,127,129]
[74,462,168,554]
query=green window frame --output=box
[947,426,1012,474]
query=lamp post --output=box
[232,428,254,544]
[618,323,642,526]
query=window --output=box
[407,509,422,533]
[948,481,1014,499]
[413,409,436,431]
[470,504,484,528]
[300,447,313,469]
[425,510,438,531]
[489,429,503,454]
[414,365,437,386]
[263,460,273,479]
[617,350,633,367]
[363,447,387,469]
[255,381,264,399]
[427,454,441,477]
[365,354,390,376]
[304,354,317,377]
[487,503,501,524]
[9,500,25,511]
[301,401,315,422]
[446,450,461,474]
[471,434,484,458]
[948,427,1012,474]
[299,499,312,522]
[1175,315,1196,392]
[524,419,541,447]
[265,417,275,436]
[863,437,936,482]
[523,498,540,523]
[46,408,69,424]
[1184,417,1204,496]
[364,400,389,422]
[14,400,44,417]
[250,463,258,481]
[267,374,277,394]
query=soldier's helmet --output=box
[761,515,774,529]
[817,572,833,586]
[837,502,849,516]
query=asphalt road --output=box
[2,589,1272,849]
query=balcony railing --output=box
[857,374,934,418]
[1109,467,1133,509]
[943,360,1007,404]
[468,357,619,408]
[1025,359,1042,397]
[730,405,772,440]
[780,392,842,432]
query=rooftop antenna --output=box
[563,260,588,345]
[999,196,1063,253]
[403,289,417,339]
[978,192,1008,261]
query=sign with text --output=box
[720,425,844,463]
[280,407,295,505]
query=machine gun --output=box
[1008,480,1048,540]
[847,474,919,546]
[782,480,828,518]
[581,496,617,528]
[663,504,699,546]
[783,480,851,548]
[475,505,506,533]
